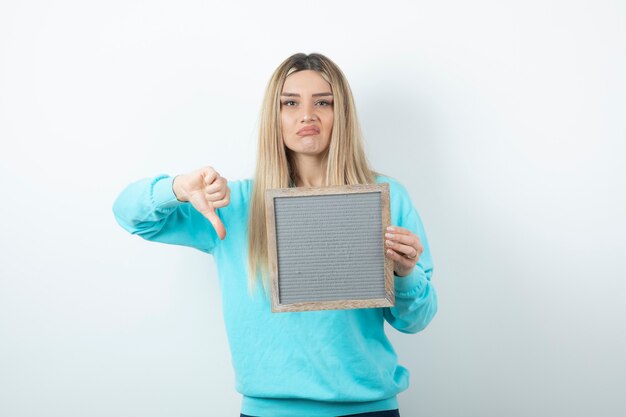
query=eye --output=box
[282,100,297,106]
[317,100,332,106]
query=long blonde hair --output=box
[247,53,379,292]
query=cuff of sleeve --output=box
[394,269,427,296]
[152,175,186,210]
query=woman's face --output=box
[280,70,334,158]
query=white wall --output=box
[1,1,624,416]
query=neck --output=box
[291,153,327,187]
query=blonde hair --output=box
[247,52,379,293]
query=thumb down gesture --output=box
[172,166,230,240]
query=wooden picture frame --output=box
[265,183,394,313]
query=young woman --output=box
[113,53,437,417]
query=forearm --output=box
[112,175,183,236]
[111,174,218,253]
[384,267,438,334]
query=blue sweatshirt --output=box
[112,174,437,417]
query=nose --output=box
[301,102,318,123]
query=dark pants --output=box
[241,409,400,417]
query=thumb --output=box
[189,193,227,240]
[204,210,227,240]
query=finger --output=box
[385,248,415,270]
[385,230,423,254]
[385,239,419,260]
[211,188,231,209]
[204,210,227,240]
[205,177,227,194]
[386,226,412,235]
[203,169,219,186]
[205,186,228,202]
[189,193,227,240]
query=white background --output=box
[1,1,625,416]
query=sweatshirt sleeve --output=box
[383,190,438,334]
[112,174,221,254]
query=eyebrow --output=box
[280,92,333,97]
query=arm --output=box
[112,174,221,253]
[383,207,438,334]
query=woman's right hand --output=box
[172,166,230,240]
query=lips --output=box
[297,126,320,136]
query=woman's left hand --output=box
[384,226,424,277]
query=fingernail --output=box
[387,249,393,255]
[386,240,394,246]
[385,233,394,238]
[386,227,395,231]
